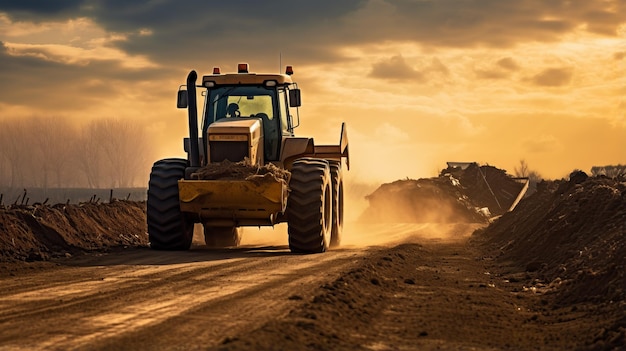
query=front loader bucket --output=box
[178,178,288,226]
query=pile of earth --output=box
[212,171,626,350]
[191,158,290,184]
[360,163,527,223]
[471,171,626,349]
[0,201,147,263]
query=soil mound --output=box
[361,163,526,223]
[191,159,290,184]
[0,201,147,262]
[472,172,626,349]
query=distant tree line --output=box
[590,165,626,177]
[0,117,155,189]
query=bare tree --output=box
[75,124,104,189]
[0,119,29,188]
[81,118,153,188]
[514,159,529,178]
[514,159,543,194]
[0,126,9,186]
[28,116,77,190]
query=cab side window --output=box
[278,89,290,133]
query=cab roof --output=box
[201,63,295,87]
[202,73,294,87]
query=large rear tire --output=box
[329,160,343,248]
[147,158,193,250]
[287,158,332,253]
[204,226,242,247]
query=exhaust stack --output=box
[186,70,200,167]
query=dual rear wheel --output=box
[286,158,343,253]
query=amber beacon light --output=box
[237,63,249,73]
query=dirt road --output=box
[0,223,456,350]
[0,240,363,350]
[0,223,619,350]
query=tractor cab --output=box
[177,63,301,165]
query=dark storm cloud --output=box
[87,0,367,30]
[0,0,84,19]
[355,0,625,48]
[0,41,174,109]
[75,0,369,67]
[583,8,626,35]
[97,0,625,69]
[1,0,623,68]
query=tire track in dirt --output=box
[0,258,258,323]
[0,247,365,351]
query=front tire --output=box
[287,158,332,253]
[147,158,193,250]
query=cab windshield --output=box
[205,86,275,124]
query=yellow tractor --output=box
[147,64,349,253]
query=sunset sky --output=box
[0,0,624,184]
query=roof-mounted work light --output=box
[285,66,294,75]
[213,67,221,74]
[202,76,216,88]
[238,63,249,73]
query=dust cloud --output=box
[337,162,527,248]
[193,163,501,250]
[239,188,484,250]
[237,221,482,251]
[197,172,487,249]
[241,224,290,247]
[340,182,486,248]
[341,221,485,248]
[191,223,290,248]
